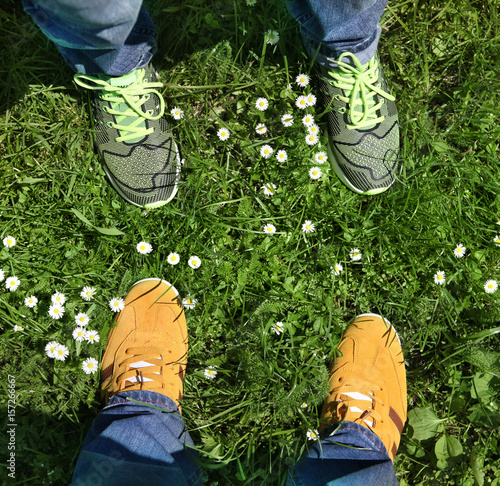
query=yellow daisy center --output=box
[88,363,93,368]
[54,308,59,314]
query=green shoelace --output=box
[328,52,395,130]
[74,69,165,142]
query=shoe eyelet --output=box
[338,107,346,114]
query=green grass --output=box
[1,0,500,484]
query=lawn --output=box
[0,0,499,484]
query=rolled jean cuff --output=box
[302,23,381,68]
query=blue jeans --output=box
[286,0,389,67]
[23,0,387,74]
[22,0,156,75]
[287,422,398,485]
[70,391,397,485]
[70,391,203,486]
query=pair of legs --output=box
[69,279,406,485]
[24,0,400,204]
[23,0,386,75]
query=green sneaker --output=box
[74,65,180,208]
[318,52,400,195]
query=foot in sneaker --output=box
[74,65,181,208]
[318,52,400,195]
[100,279,188,410]
[320,313,407,461]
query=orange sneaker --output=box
[100,278,188,411]
[320,313,407,461]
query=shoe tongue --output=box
[108,70,140,87]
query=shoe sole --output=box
[102,146,182,209]
[327,142,393,196]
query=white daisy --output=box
[308,124,320,135]
[263,224,276,234]
[309,167,322,180]
[167,252,180,265]
[0,269,4,282]
[6,276,20,292]
[246,0,257,6]
[281,114,294,127]
[54,344,69,362]
[72,327,86,342]
[332,263,343,276]
[296,74,310,87]
[260,145,274,158]
[350,249,362,261]
[85,330,100,343]
[204,366,218,379]
[170,107,184,120]
[271,321,284,335]
[315,152,328,164]
[453,244,466,258]
[82,357,99,375]
[109,298,125,313]
[302,114,315,127]
[75,312,90,326]
[188,256,202,269]
[302,220,315,233]
[306,94,317,106]
[276,150,288,162]
[434,271,446,285]
[484,280,498,294]
[217,127,230,141]
[182,296,197,309]
[3,236,16,248]
[51,292,66,305]
[137,241,153,254]
[262,182,277,197]
[305,133,319,146]
[255,123,267,135]
[300,402,308,409]
[494,235,500,247]
[81,286,96,301]
[13,325,23,332]
[295,95,308,110]
[266,30,279,45]
[255,97,269,111]
[24,295,38,308]
[48,304,65,320]
[307,429,319,441]
[45,341,60,359]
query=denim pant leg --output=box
[22,0,156,75]
[286,0,389,67]
[287,422,398,486]
[70,390,203,486]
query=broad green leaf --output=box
[471,372,500,401]
[435,434,463,461]
[469,445,485,486]
[408,407,445,440]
